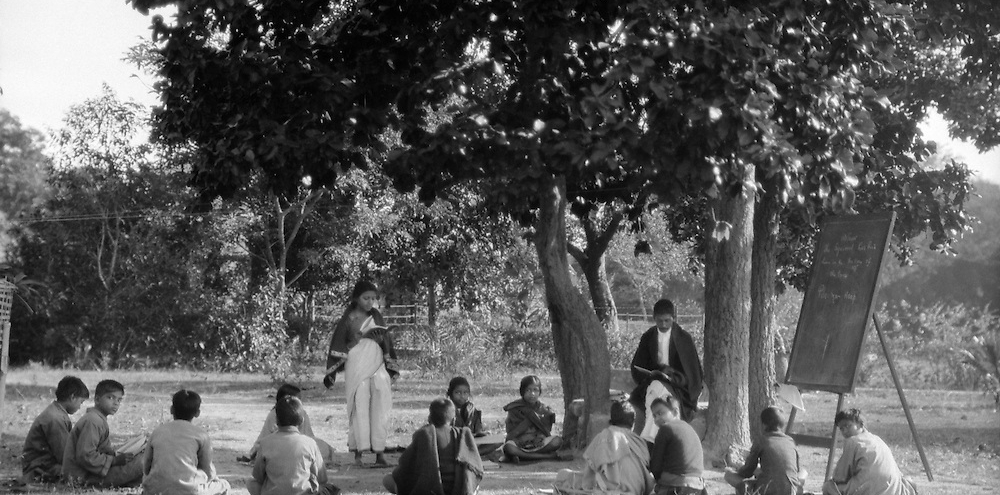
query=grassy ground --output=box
[1,366,997,494]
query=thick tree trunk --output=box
[702,163,754,465]
[535,175,611,446]
[749,188,780,445]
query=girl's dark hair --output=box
[348,280,379,308]
[276,396,304,427]
[519,375,542,397]
[834,408,865,428]
[429,398,455,427]
[276,383,301,403]
[610,400,635,428]
[448,376,471,397]
[172,389,202,421]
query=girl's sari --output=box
[344,318,393,452]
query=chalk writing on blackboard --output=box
[785,212,896,393]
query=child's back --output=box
[143,390,230,495]
[249,397,338,495]
[22,402,74,480]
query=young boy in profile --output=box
[62,379,144,487]
[20,376,89,483]
[724,406,807,495]
[143,389,231,495]
[648,396,707,495]
[249,396,340,495]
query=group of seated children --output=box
[20,376,231,494]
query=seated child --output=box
[822,408,917,495]
[62,379,145,488]
[649,397,707,495]
[20,376,89,483]
[246,383,334,464]
[502,375,565,463]
[384,398,484,495]
[142,389,231,495]
[553,400,655,495]
[724,406,807,495]
[249,396,340,495]
[448,376,503,458]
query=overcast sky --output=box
[1,0,997,184]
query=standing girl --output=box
[326,280,399,466]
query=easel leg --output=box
[825,393,844,481]
[873,315,934,482]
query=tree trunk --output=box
[427,274,438,328]
[702,163,754,465]
[749,187,780,445]
[582,256,619,332]
[535,174,611,446]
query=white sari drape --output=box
[344,321,392,452]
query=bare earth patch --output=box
[1,368,997,494]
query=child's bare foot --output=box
[374,452,390,466]
[353,452,364,466]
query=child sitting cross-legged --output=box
[822,408,916,495]
[244,383,334,465]
[384,398,484,495]
[62,379,145,488]
[448,376,503,459]
[649,396,707,495]
[502,375,567,463]
[249,396,340,495]
[553,400,655,495]
[142,389,230,495]
[20,375,89,484]
[724,406,807,495]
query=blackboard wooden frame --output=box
[785,211,896,393]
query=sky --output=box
[1,1,998,184]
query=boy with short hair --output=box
[62,379,144,487]
[724,406,808,495]
[249,396,340,495]
[648,397,707,495]
[823,408,917,495]
[142,389,231,495]
[21,376,89,482]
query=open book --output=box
[116,434,147,455]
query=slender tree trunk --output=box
[702,162,754,465]
[582,256,619,331]
[427,274,438,328]
[749,188,780,445]
[535,174,611,445]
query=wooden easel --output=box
[785,314,933,482]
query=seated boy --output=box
[20,376,89,483]
[245,383,334,464]
[384,398,484,495]
[62,379,145,487]
[649,397,707,495]
[249,396,340,495]
[724,406,807,495]
[823,408,917,495]
[143,389,231,495]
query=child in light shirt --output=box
[21,375,89,483]
[249,397,340,495]
[142,389,230,495]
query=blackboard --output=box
[785,212,895,393]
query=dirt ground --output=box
[1,368,997,494]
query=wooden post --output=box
[0,280,14,439]
[873,315,934,481]
[825,393,845,480]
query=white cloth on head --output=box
[640,380,675,443]
[345,329,392,452]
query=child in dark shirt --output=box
[724,406,807,495]
[20,376,89,482]
[448,376,502,458]
[502,375,565,463]
[649,396,706,495]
